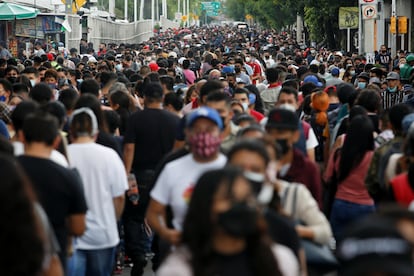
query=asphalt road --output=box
[117,262,155,276]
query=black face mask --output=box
[275,138,291,156]
[220,116,227,128]
[7,77,17,84]
[234,67,241,74]
[217,202,257,238]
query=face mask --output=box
[266,161,278,183]
[48,83,57,90]
[115,64,123,71]
[400,64,405,68]
[77,79,83,84]
[350,70,355,76]
[188,132,221,158]
[257,184,274,205]
[0,95,6,102]
[7,77,17,84]
[217,202,257,237]
[58,78,67,87]
[275,138,290,156]
[244,171,265,195]
[30,79,36,87]
[388,86,397,93]
[245,57,251,63]
[241,102,249,111]
[357,82,366,89]
[235,67,241,74]
[220,116,227,128]
[265,56,270,60]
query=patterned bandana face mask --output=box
[188,132,221,158]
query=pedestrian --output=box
[123,82,180,275]
[17,111,87,267]
[324,115,376,241]
[157,167,299,276]
[66,107,128,276]
[147,107,227,247]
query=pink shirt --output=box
[324,151,374,205]
[183,69,196,85]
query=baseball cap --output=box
[357,72,370,81]
[337,216,414,276]
[386,71,400,80]
[148,62,159,72]
[186,107,223,130]
[221,66,235,74]
[331,67,340,76]
[303,75,323,87]
[266,108,299,130]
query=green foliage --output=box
[224,0,349,48]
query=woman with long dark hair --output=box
[324,115,375,241]
[0,153,63,276]
[157,167,299,276]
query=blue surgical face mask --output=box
[388,86,397,93]
[0,95,6,102]
[358,82,366,89]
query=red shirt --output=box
[249,109,264,123]
[390,173,414,207]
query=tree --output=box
[225,0,357,49]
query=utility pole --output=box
[392,0,397,56]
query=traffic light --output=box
[390,16,396,34]
[399,16,408,34]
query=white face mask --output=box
[257,184,274,205]
[242,102,249,111]
[30,79,36,87]
[266,161,278,183]
[245,57,251,63]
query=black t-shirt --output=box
[264,209,301,258]
[97,131,123,158]
[124,108,180,172]
[17,156,87,264]
[211,250,253,276]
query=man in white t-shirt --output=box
[147,107,227,246]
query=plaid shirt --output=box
[381,89,406,110]
[0,102,11,124]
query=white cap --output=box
[168,51,177,58]
[178,57,186,65]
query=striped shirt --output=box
[381,89,406,110]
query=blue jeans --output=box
[330,199,375,242]
[67,247,116,276]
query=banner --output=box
[339,7,359,29]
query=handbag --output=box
[282,184,338,271]
[322,148,341,218]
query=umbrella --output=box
[0,2,39,20]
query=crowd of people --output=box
[2,23,414,276]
